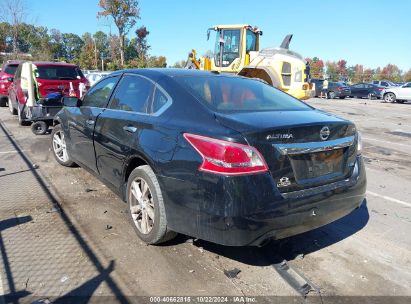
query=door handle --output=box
[123,125,138,133]
[86,119,95,126]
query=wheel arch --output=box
[238,67,281,88]
[121,154,156,201]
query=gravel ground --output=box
[0,97,410,303]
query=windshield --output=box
[175,76,311,112]
[214,29,241,67]
[4,65,18,75]
[36,65,83,80]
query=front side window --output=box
[214,29,241,67]
[175,76,311,112]
[82,76,119,108]
[381,82,388,87]
[109,75,154,113]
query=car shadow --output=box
[178,200,369,266]
[0,121,130,304]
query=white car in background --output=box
[86,71,112,86]
[383,82,411,103]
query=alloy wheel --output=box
[129,178,155,235]
[52,130,69,162]
[384,93,395,102]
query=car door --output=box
[93,74,155,188]
[66,75,120,172]
[350,84,361,96]
[398,83,411,99]
[94,74,174,189]
[359,83,369,97]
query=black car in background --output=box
[310,78,324,97]
[51,69,366,246]
[326,82,351,99]
[350,83,385,99]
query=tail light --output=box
[377,88,384,91]
[184,133,268,175]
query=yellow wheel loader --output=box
[186,24,313,100]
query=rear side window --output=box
[82,76,119,108]
[109,75,154,113]
[36,65,82,80]
[4,64,18,75]
[152,87,171,114]
[381,81,388,87]
[175,76,310,112]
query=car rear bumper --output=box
[336,91,351,97]
[160,156,366,246]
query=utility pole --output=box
[94,38,98,70]
[101,52,104,71]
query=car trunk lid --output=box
[215,110,358,192]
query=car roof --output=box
[110,68,238,79]
[30,61,79,67]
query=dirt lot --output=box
[0,97,410,303]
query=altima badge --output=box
[277,177,291,187]
[266,133,293,140]
[320,126,330,141]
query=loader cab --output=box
[209,24,261,73]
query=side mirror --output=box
[7,77,13,82]
[62,96,81,107]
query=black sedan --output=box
[326,82,351,99]
[350,83,385,99]
[51,69,366,246]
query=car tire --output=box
[51,124,76,167]
[0,97,7,107]
[384,92,396,103]
[127,165,177,245]
[31,121,48,135]
[339,96,346,99]
[8,97,17,115]
[328,91,335,99]
[17,104,30,126]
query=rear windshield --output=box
[174,76,311,112]
[36,65,84,80]
[4,64,18,75]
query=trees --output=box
[380,64,402,82]
[62,33,84,62]
[306,57,324,78]
[326,61,339,81]
[79,33,96,69]
[403,69,411,82]
[97,0,140,67]
[172,60,187,68]
[351,64,364,83]
[0,0,27,56]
